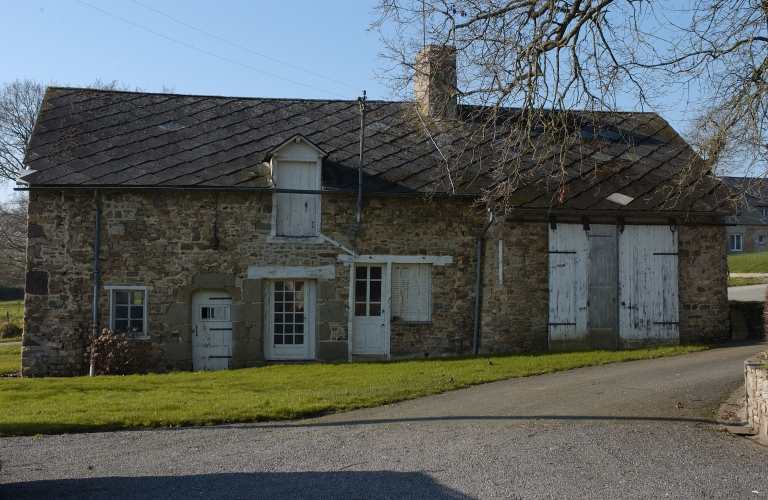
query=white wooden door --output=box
[588,224,619,349]
[352,265,387,355]
[192,292,233,371]
[618,225,679,342]
[266,280,315,360]
[275,161,318,236]
[548,224,589,346]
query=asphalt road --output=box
[2,343,767,499]
[728,284,767,302]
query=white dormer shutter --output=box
[275,160,318,236]
[392,264,431,322]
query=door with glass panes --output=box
[266,280,315,360]
[352,265,387,355]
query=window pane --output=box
[131,292,144,305]
[116,292,129,304]
[201,307,209,319]
[370,280,382,302]
[285,313,294,324]
[115,306,128,319]
[285,291,294,302]
[285,335,294,345]
[355,281,367,301]
[285,302,294,312]
[295,323,304,334]
[356,267,368,280]
[274,323,283,334]
[275,302,283,312]
[131,320,143,333]
[294,335,304,345]
[275,292,284,302]
[355,303,366,316]
[275,282,284,292]
[370,303,381,316]
[274,314,283,324]
[370,266,382,280]
[129,306,143,319]
[295,313,304,324]
[115,320,128,333]
[285,323,294,334]
[296,282,304,291]
[274,334,283,344]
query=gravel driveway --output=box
[2,342,767,499]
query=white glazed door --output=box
[192,292,233,371]
[267,280,315,360]
[352,265,387,355]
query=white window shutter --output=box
[275,161,319,236]
[392,264,430,322]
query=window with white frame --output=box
[760,208,768,217]
[730,234,743,252]
[391,264,431,322]
[107,287,148,336]
[761,235,766,245]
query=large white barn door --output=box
[548,224,589,348]
[618,225,679,344]
[275,161,318,237]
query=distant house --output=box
[722,177,768,254]
[19,46,734,377]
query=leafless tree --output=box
[0,192,27,287]
[0,79,46,184]
[372,1,768,208]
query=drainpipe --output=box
[90,189,100,377]
[472,210,494,355]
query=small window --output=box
[391,264,431,322]
[108,288,147,336]
[730,234,743,252]
[760,208,768,217]
[760,235,766,245]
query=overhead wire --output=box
[129,0,362,93]
[74,0,353,99]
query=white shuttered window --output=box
[391,264,431,322]
[275,160,319,237]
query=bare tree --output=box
[0,192,27,287]
[0,79,46,183]
[372,1,768,208]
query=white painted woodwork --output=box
[275,160,319,237]
[618,225,679,341]
[352,265,388,355]
[248,265,335,280]
[192,292,233,371]
[265,280,316,360]
[338,254,453,266]
[548,224,589,344]
[391,264,431,322]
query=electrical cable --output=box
[129,0,362,93]
[74,0,351,98]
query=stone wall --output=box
[478,221,549,353]
[678,224,731,343]
[22,190,484,375]
[745,352,768,438]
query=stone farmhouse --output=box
[722,177,768,255]
[19,46,733,376]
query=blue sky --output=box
[1,0,693,201]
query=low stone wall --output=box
[745,352,768,437]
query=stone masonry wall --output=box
[745,352,768,438]
[479,221,549,353]
[22,191,486,375]
[678,224,730,343]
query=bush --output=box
[0,322,22,339]
[87,329,142,375]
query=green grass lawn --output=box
[728,251,768,273]
[0,344,706,437]
[0,343,20,375]
[727,277,768,287]
[0,299,23,325]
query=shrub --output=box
[0,322,22,339]
[87,329,141,375]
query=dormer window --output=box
[269,136,324,239]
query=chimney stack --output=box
[414,45,457,120]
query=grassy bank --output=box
[0,300,23,325]
[728,277,768,287]
[0,345,706,437]
[0,344,20,375]
[728,251,768,273]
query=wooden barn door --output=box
[548,224,589,349]
[618,225,679,344]
[588,225,619,350]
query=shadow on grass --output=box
[2,471,471,500]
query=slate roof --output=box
[22,87,733,214]
[722,177,768,225]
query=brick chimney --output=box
[414,45,457,120]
